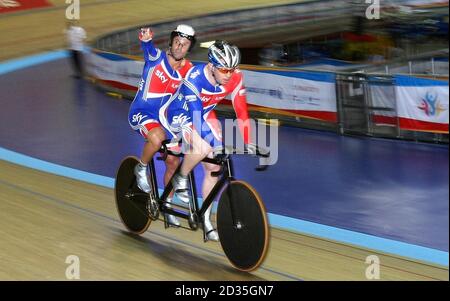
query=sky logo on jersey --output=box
[418,91,446,117]
[190,70,200,79]
[201,96,211,102]
[132,112,147,124]
[155,70,168,84]
[172,113,189,126]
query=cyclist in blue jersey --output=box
[163,41,255,241]
[128,25,196,226]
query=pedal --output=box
[148,197,159,221]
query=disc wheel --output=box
[217,180,269,271]
[115,156,152,234]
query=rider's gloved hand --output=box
[139,27,153,42]
[244,143,258,155]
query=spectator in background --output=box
[65,21,86,78]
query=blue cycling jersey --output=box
[164,63,251,148]
[128,40,192,138]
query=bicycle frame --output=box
[116,141,271,269]
[150,150,235,227]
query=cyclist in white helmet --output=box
[162,40,254,241]
[128,24,196,227]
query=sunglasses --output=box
[215,67,236,74]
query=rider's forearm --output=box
[232,95,252,144]
[237,118,251,145]
[141,40,160,62]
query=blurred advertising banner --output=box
[370,83,398,127]
[240,69,337,122]
[402,0,448,7]
[0,0,52,14]
[87,50,143,91]
[395,75,449,133]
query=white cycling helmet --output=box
[208,40,241,69]
[169,24,196,51]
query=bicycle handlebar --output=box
[158,140,270,171]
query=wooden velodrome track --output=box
[0,0,448,280]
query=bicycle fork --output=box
[198,157,241,240]
[222,157,242,231]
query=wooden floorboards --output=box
[0,160,447,280]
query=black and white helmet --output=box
[208,40,241,69]
[169,24,196,51]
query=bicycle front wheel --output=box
[217,180,270,272]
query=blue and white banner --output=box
[240,69,337,122]
[395,75,449,132]
[86,51,143,90]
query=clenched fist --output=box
[139,27,153,42]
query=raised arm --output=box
[139,28,161,62]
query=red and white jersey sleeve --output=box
[224,70,251,144]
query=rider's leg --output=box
[172,130,212,203]
[163,155,181,226]
[136,129,182,226]
[199,113,222,240]
[134,126,165,193]
[201,157,221,241]
[141,127,166,164]
[164,155,180,187]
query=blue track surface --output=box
[0,52,448,266]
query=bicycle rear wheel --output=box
[217,180,269,272]
[115,156,151,234]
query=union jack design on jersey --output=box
[128,40,192,138]
[165,63,251,148]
